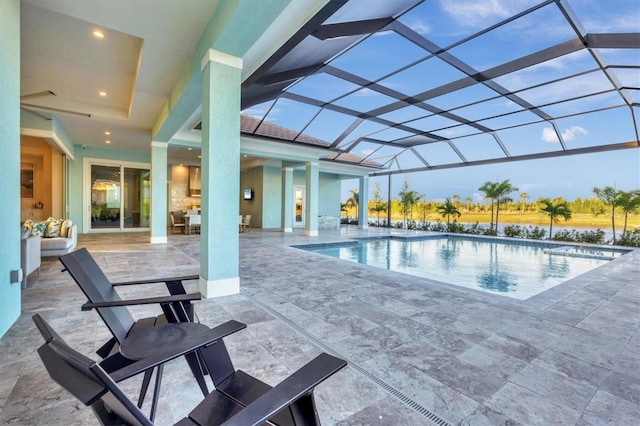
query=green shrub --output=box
[617,229,640,247]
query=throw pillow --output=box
[60,219,69,238]
[30,220,48,237]
[45,218,63,238]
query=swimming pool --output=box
[294,235,630,300]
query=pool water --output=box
[295,236,629,300]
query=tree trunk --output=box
[611,206,616,243]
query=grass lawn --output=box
[350,210,640,230]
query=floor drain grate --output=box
[242,290,452,426]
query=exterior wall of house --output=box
[68,146,149,233]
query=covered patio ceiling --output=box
[241,0,640,176]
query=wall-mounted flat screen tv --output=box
[243,188,253,200]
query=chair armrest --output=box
[111,274,200,286]
[81,293,201,311]
[109,320,247,382]
[221,353,347,426]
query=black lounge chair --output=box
[34,314,347,426]
[58,247,244,418]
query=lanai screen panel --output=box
[241,0,639,172]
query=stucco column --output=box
[281,166,293,232]
[304,161,319,236]
[150,141,168,244]
[358,175,369,229]
[0,0,21,337]
[199,49,241,298]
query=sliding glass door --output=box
[87,160,150,231]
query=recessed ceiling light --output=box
[105,140,111,144]
[92,30,105,39]
[198,155,202,159]
[104,131,111,135]
[99,91,108,97]
[188,147,192,151]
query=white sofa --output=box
[40,223,77,257]
[20,232,41,288]
[23,218,78,258]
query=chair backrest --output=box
[37,330,151,426]
[244,215,251,225]
[32,313,66,344]
[59,248,135,344]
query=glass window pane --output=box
[397,0,541,48]
[91,165,121,229]
[330,31,428,81]
[123,168,150,229]
[447,4,575,71]
[412,142,463,166]
[497,122,563,156]
[288,73,359,103]
[378,57,467,95]
[333,88,399,112]
[554,107,637,149]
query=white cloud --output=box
[562,126,588,141]
[405,18,431,35]
[541,125,587,142]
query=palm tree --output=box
[398,178,421,228]
[370,183,386,226]
[520,192,529,213]
[478,180,518,232]
[437,198,461,225]
[452,194,460,208]
[617,189,640,237]
[539,198,572,238]
[345,187,359,221]
[494,179,519,233]
[592,186,622,243]
[465,196,472,213]
[478,181,499,230]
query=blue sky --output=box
[341,148,640,203]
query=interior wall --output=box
[168,164,201,213]
[261,165,282,229]
[20,136,64,220]
[240,167,263,228]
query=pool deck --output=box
[1,227,638,425]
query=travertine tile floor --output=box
[0,227,638,425]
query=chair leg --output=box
[184,352,209,397]
[137,369,153,408]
